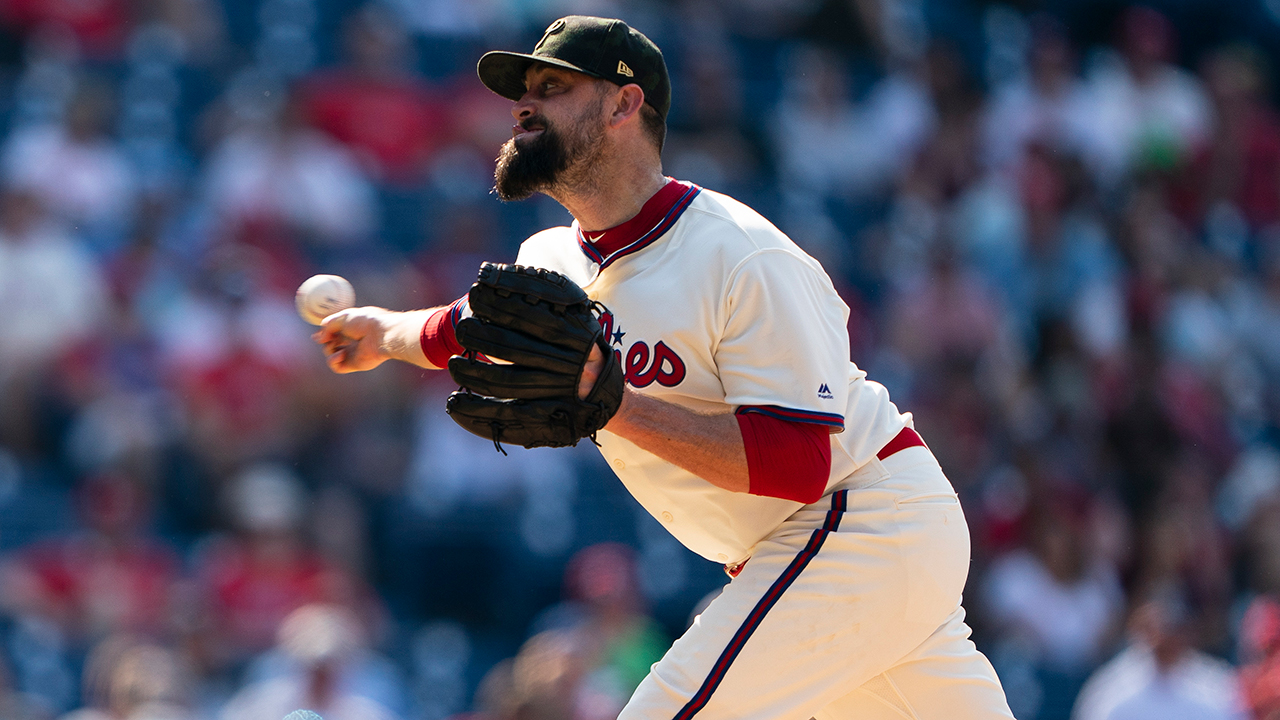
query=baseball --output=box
[296,274,355,325]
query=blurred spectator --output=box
[406,386,578,529]
[1070,587,1245,720]
[457,545,673,720]
[1075,6,1211,188]
[0,185,109,373]
[1232,245,1280,402]
[458,657,517,720]
[298,5,453,186]
[1217,444,1280,538]
[0,184,110,455]
[1239,595,1280,719]
[63,635,195,720]
[1020,148,1124,353]
[1161,248,1242,378]
[885,245,1005,369]
[132,0,228,67]
[500,630,582,720]
[1,81,137,248]
[903,42,985,204]
[0,649,53,720]
[532,544,670,717]
[1129,451,1234,651]
[983,495,1124,682]
[218,604,398,720]
[1113,181,1186,340]
[956,138,1126,359]
[1101,337,1182,520]
[0,0,130,60]
[193,465,375,668]
[67,633,135,720]
[171,321,303,470]
[1175,46,1280,230]
[771,43,933,202]
[0,472,180,644]
[156,244,312,473]
[1240,486,1280,601]
[664,28,760,197]
[982,16,1093,175]
[241,591,406,715]
[202,90,379,254]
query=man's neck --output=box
[549,158,668,233]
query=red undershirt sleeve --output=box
[419,297,467,369]
[735,412,832,504]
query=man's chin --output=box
[494,139,559,201]
[493,170,548,202]
[493,182,539,202]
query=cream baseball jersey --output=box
[513,180,912,564]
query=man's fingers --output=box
[314,311,359,372]
[313,311,350,344]
[309,306,394,374]
[578,344,605,400]
[326,345,354,373]
[325,346,345,372]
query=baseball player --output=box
[314,15,1014,720]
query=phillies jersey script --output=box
[513,178,912,565]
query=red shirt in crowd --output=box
[300,73,453,185]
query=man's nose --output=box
[512,93,537,121]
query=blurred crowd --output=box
[4,0,1280,718]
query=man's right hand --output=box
[313,307,393,373]
[314,307,438,373]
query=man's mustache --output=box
[519,116,549,132]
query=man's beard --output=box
[493,109,605,201]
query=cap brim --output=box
[477,51,603,102]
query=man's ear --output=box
[607,84,646,128]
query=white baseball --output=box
[296,274,355,325]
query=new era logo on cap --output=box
[617,60,634,77]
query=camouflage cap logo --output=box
[535,19,566,51]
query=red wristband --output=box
[737,412,832,504]
[420,298,467,369]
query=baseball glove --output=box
[445,262,625,451]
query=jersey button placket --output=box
[661,510,674,523]
[612,458,625,470]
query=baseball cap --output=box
[477,16,671,119]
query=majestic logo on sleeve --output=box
[818,383,833,399]
[599,311,686,388]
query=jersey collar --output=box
[576,178,700,270]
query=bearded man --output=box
[314,15,1014,720]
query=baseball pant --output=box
[619,447,1014,720]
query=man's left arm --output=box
[582,250,850,501]
[584,373,830,503]
[605,381,751,492]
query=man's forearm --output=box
[605,389,750,493]
[316,307,440,374]
[381,309,438,368]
